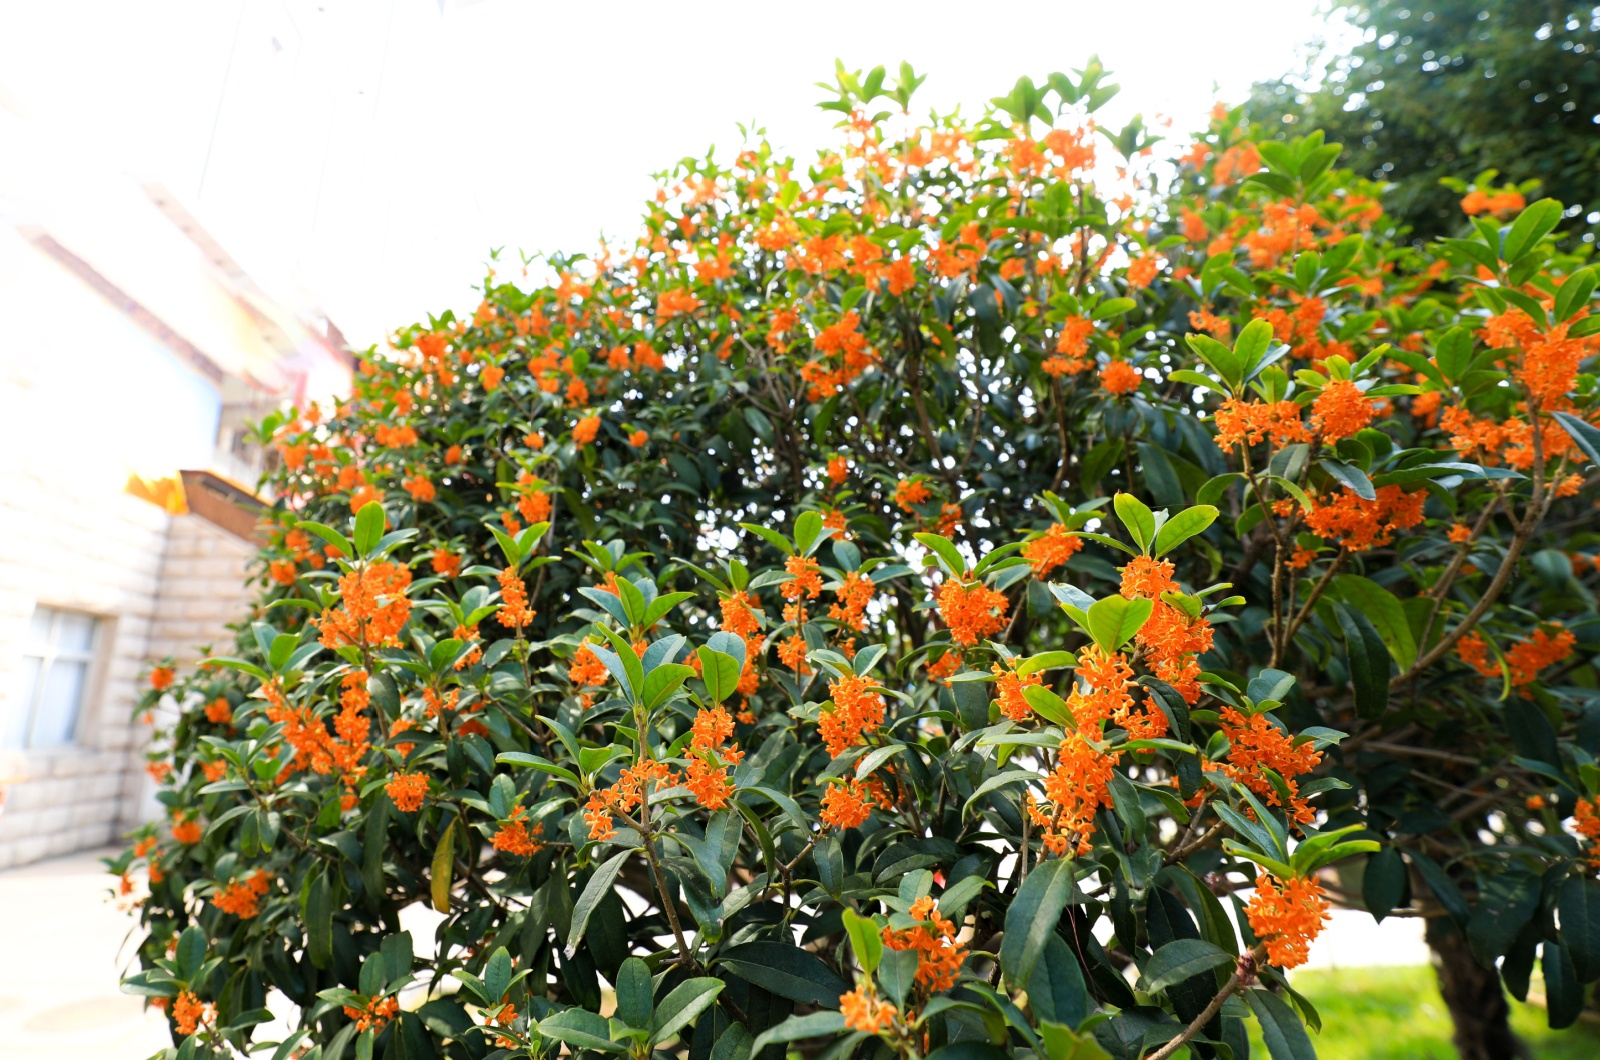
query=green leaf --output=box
[1319,458,1375,501]
[748,1012,848,1056]
[1113,493,1155,552]
[697,647,741,704]
[649,978,724,1044]
[1086,596,1153,655]
[1233,317,1275,375]
[430,818,456,914]
[1363,847,1406,922]
[175,926,207,981]
[842,907,883,974]
[1502,198,1563,263]
[306,869,333,969]
[1244,987,1316,1060]
[1333,602,1389,718]
[914,532,968,576]
[1000,857,1074,991]
[568,849,632,955]
[1153,506,1218,557]
[1328,575,1416,670]
[1544,940,1583,1029]
[496,752,581,787]
[483,947,512,1005]
[539,1008,628,1053]
[718,942,849,1007]
[1022,685,1075,728]
[1142,939,1232,994]
[1558,877,1600,984]
[1552,411,1600,468]
[1554,268,1597,322]
[296,520,352,559]
[354,502,386,557]
[643,662,697,710]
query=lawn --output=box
[1236,965,1600,1059]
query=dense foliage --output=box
[1250,1,1600,244]
[116,61,1600,1060]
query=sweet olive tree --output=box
[114,61,1600,1060]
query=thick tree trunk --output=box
[1424,916,1528,1060]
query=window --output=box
[4,607,100,750]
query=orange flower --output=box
[1303,485,1425,553]
[584,757,677,840]
[827,454,850,485]
[431,548,462,578]
[1504,625,1577,691]
[172,816,203,845]
[150,666,175,691]
[893,477,932,512]
[656,288,701,321]
[480,363,504,390]
[820,779,873,828]
[685,706,744,809]
[403,475,435,503]
[840,985,897,1034]
[387,772,429,813]
[343,995,400,1034]
[881,895,969,992]
[992,662,1042,722]
[1213,399,1311,449]
[1020,523,1082,577]
[568,644,609,688]
[492,808,545,857]
[573,415,601,445]
[1310,379,1375,442]
[1575,798,1600,871]
[213,869,273,919]
[496,567,536,629]
[173,990,215,1036]
[315,562,413,649]
[828,571,875,631]
[819,674,886,756]
[720,590,764,638]
[1030,733,1120,857]
[203,697,232,724]
[1099,360,1142,396]
[1245,873,1330,970]
[628,429,649,448]
[936,577,1008,646]
[781,555,823,600]
[1217,708,1321,823]
[1127,252,1160,289]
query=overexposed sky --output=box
[0,0,1348,347]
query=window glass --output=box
[8,607,100,750]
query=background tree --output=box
[1250,0,1600,243]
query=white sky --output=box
[0,0,1349,347]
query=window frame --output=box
[7,605,103,752]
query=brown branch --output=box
[1146,944,1268,1060]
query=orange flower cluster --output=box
[828,571,875,631]
[1031,733,1121,856]
[777,633,810,674]
[492,807,545,857]
[685,706,744,809]
[573,415,600,445]
[820,674,887,756]
[584,758,678,841]
[1245,873,1330,970]
[893,477,931,512]
[213,869,273,919]
[150,666,175,690]
[1310,379,1375,441]
[800,310,877,400]
[496,567,536,628]
[881,895,969,992]
[1486,310,1590,405]
[820,779,873,829]
[1574,798,1600,871]
[1099,360,1142,396]
[1119,557,1214,705]
[827,454,850,485]
[1066,644,1168,739]
[387,772,429,813]
[1212,398,1311,449]
[203,697,232,724]
[514,474,552,524]
[431,547,461,578]
[568,644,609,690]
[1216,708,1322,824]
[171,813,203,845]
[1045,315,1094,376]
[840,985,897,1034]
[1462,626,1577,692]
[781,555,823,601]
[1460,188,1525,217]
[343,996,401,1034]
[173,990,215,1036]
[936,578,1008,646]
[1021,523,1083,577]
[993,662,1043,722]
[316,562,412,649]
[1439,404,1581,472]
[1303,485,1425,553]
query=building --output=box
[0,98,349,869]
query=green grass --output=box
[1231,965,1600,1059]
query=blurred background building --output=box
[0,97,351,869]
